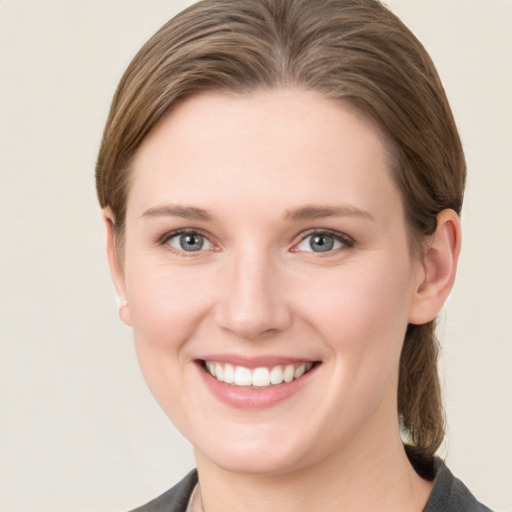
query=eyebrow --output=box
[141,205,213,221]
[284,205,375,222]
[140,203,374,223]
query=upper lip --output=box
[197,353,319,369]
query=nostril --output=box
[214,300,293,340]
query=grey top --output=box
[130,469,198,512]
[130,447,493,512]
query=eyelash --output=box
[293,229,355,254]
[158,229,216,257]
[157,228,355,256]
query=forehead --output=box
[128,88,402,224]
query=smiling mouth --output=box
[200,360,317,388]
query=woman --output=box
[95,0,492,510]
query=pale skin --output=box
[104,88,461,512]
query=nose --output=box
[214,247,293,340]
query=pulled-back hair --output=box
[96,0,465,459]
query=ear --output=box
[102,207,132,326]
[408,209,462,325]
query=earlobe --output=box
[118,299,132,326]
[408,209,462,325]
[102,207,132,326]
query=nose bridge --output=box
[215,241,291,339]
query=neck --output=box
[194,422,432,512]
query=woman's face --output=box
[113,89,426,476]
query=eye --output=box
[167,232,213,252]
[294,231,351,253]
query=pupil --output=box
[180,234,203,251]
[311,235,333,252]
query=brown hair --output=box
[96,0,465,459]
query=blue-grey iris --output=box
[310,234,334,252]
[180,234,204,251]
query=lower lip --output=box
[196,362,318,410]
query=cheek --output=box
[294,257,414,383]
[304,260,410,332]
[126,262,214,349]
[123,267,214,453]
[123,262,217,404]
[291,259,414,436]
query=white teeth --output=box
[223,363,235,384]
[234,366,252,386]
[252,367,270,387]
[205,361,315,388]
[294,364,306,379]
[283,364,295,383]
[206,361,216,377]
[215,362,224,381]
[269,365,284,385]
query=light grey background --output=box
[0,1,510,511]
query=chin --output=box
[202,444,308,477]
[190,419,329,477]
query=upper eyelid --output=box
[158,228,214,245]
[295,228,354,245]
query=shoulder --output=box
[129,470,198,512]
[405,446,494,512]
[423,460,494,512]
